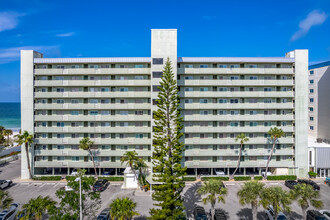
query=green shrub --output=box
[254,176,263,180]
[234,176,251,181]
[98,176,124,181]
[308,171,317,178]
[201,176,229,181]
[65,176,76,181]
[183,176,196,181]
[267,175,297,180]
[33,176,62,181]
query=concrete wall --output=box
[21,50,42,179]
[293,50,309,177]
[317,66,330,141]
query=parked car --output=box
[71,169,78,176]
[97,208,111,220]
[0,203,18,220]
[215,170,226,176]
[320,210,330,220]
[284,180,298,189]
[193,206,207,220]
[306,210,327,220]
[261,171,272,177]
[65,185,73,191]
[0,180,12,189]
[212,209,227,220]
[265,205,287,220]
[93,179,109,192]
[325,177,330,186]
[298,179,320,190]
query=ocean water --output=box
[0,103,20,131]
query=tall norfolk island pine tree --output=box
[149,58,187,220]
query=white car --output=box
[71,169,78,176]
[65,185,73,191]
[0,180,12,189]
[261,171,272,177]
[265,205,287,220]
[320,210,330,220]
[0,203,19,220]
[215,170,226,176]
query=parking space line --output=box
[46,183,56,185]
[269,183,279,185]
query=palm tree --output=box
[260,186,292,219]
[16,130,34,178]
[231,133,249,180]
[0,126,5,145]
[133,157,148,186]
[0,189,13,210]
[290,183,323,220]
[237,181,265,220]
[264,127,285,179]
[120,151,139,179]
[3,129,13,146]
[197,179,228,220]
[109,197,139,220]
[79,137,98,177]
[19,196,56,220]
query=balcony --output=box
[34,80,150,87]
[183,137,294,145]
[34,68,151,75]
[179,91,294,98]
[180,103,294,110]
[183,126,293,133]
[178,80,293,86]
[183,115,293,121]
[34,160,125,168]
[184,148,294,157]
[35,91,151,98]
[35,138,151,145]
[34,103,151,110]
[34,149,151,157]
[184,160,294,168]
[35,127,151,133]
[34,115,151,122]
[178,68,293,75]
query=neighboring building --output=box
[20,29,309,179]
[308,137,330,177]
[308,61,330,141]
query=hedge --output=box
[98,176,124,181]
[267,175,297,180]
[201,176,229,181]
[183,176,196,181]
[234,176,251,181]
[254,176,263,180]
[32,176,62,181]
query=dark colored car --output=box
[284,180,298,189]
[194,206,207,220]
[213,209,227,220]
[306,210,327,220]
[93,179,109,192]
[298,179,320,190]
[97,208,111,220]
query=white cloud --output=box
[0,46,59,64]
[291,10,328,41]
[56,32,75,37]
[0,12,24,32]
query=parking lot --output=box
[1,159,330,219]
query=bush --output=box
[308,171,317,178]
[33,176,62,181]
[267,175,297,180]
[98,176,124,181]
[201,176,229,181]
[183,176,196,181]
[234,176,251,181]
[254,176,263,180]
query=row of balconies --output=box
[35,137,294,145]
[34,68,293,76]
[177,80,293,86]
[34,91,294,99]
[34,159,293,168]
[34,114,293,122]
[34,103,293,110]
[34,126,293,133]
[34,149,151,157]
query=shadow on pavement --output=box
[134,216,148,220]
[289,211,303,220]
[236,208,267,220]
[183,182,202,218]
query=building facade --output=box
[20,29,309,179]
[308,138,330,177]
[308,61,330,141]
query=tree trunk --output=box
[264,138,277,180]
[25,143,32,179]
[7,135,9,146]
[211,204,215,220]
[302,207,307,220]
[88,149,98,178]
[252,202,257,220]
[231,143,243,180]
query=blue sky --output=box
[0,0,329,102]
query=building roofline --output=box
[309,61,330,70]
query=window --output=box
[152,58,163,64]
[90,111,98,115]
[135,110,144,115]
[230,64,239,68]
[72,156,80,161]
[135,145,143,150]
[120,122,128,127]
[219,110,227,115]
[264,122,272,126]
[135,76,144,80]
[264,99,272,103]
[56,88,64,92]
[101,122,110,127]
[230,99,238,104]
[185,99,193,104]
[230,110,238,115]
[57,134,64,138]
[184,64,193,68]
[57,122,64,127]
[230,122,238,127]
[120,99,128,104]
[200,134,208,138]
[56,99,64,104]
[41,122,47,127]
[71,99,79,104]
[89,99,98,104]
[135,122,143,127]
[120,111,128,115]
[136,134,144,139]
[310,71,314,75]
[120,87,128,92]
[200,87,208,92]
[135,64,144,68]
[200,64,208,68]
[219,87,227,92]
[248,64,257,68]
[310,80,314,84]
[71,111,79,115]
[184,76,193,80]
[249,110,257,115]
[184,87,193,91]
[153,85,161,92]
[57,145,64,150]
[310,117,314,121]
[230,76,239,80]
[218,64,227,68]
[200,99,208,103]
[310,126,314,130]
[119,65,128,68]
[264,87,272,92]
[120,134,128,139]
[309,107,314,112]
[249,122,258,127]
[135,99,143,104]
[101,99,110,104]
[101,111,109,115]
[55,76,64,80]
[249,76,258,80]
[264,76,272,80]
[152,71,163,78]
[310,98,314,103]
[200,110,208,115]
[101,87,110,92]
[310,89,314,93]
[119,76,128,80]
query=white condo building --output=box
[20,29,309,179]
